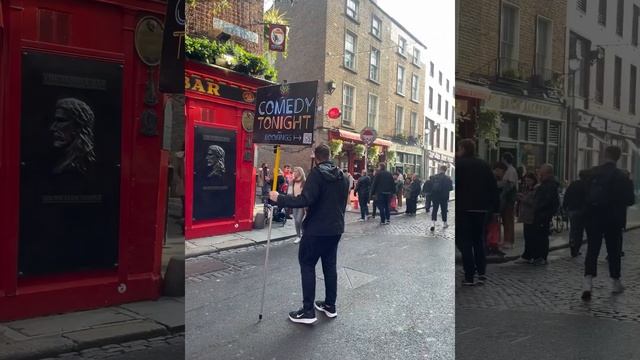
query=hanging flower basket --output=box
[329,139,343,158]
[476,110,501,149]
[353,144,366,158]
[367,145,381,165]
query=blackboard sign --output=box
[19,52,122,276]
[192,126,236,221]
[253,81,317,145]
[159,0,185,93]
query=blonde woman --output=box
[287,166,306,243]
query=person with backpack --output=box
[354,170,372,221]
[429,165,453,232]
[269,144,350,324]
[581,146,636,301]
[563,169,590,257]
[530,164,560,265]
[370,163,395,225]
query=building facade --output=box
[566,0,640,192]
[456,0,568,179]
[425,57,456,179]
[270,0,426,178]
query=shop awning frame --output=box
[333,129,393,147]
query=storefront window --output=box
[520,143,545,173]
[500,116,518,139]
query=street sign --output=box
[253,81,317,146]
[360,127,378,146]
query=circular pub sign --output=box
[360,127,378,146]
[134,16,164,66]
[241,111,254,132]
[270,27,285,47]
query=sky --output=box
[264,0,455,78]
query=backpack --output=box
[585,168,616,208]
[431,175,444,194]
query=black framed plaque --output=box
[18,52,122,276]
[192,126,236,221]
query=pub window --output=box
[344,31,357,71]
[616,0,624,36]
[614,55,622,109]
[346,0,359,20]
[599,0,607,26]
[630,64,637,114]
[342,83,356,127]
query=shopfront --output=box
[390,143,423,178]
[328,129,392,175]
[573,110,639,192]
[427,151,455,178]
[483,92,566,179]
[0,0,169,321]
[184,60,270,239]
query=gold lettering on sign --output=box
[207,81,220,96]
[192,78,205,93]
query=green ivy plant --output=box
[353,144,366,158]
[185,36,278,81]
[476,110,501,149]
[367,146,381,165]
[329,139,344,158]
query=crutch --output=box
[259,145,282,321]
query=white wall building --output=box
[566,0,640,189]
[424,54,456,179]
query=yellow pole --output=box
[271,145,282,192]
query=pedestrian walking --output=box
[354,170,372,221]
[429,165,453,232]
[422,177,432,213]
[563,169,589,257]
[514,173,537,263]
[370,169,378,219]
[492,162,516,253]
[288,167,306,244]
[530,164,560,265]
[501,153,518,248]
[370,163,395,225]
[581,146,635,301]
[405,174,422,215]
[269,144,350,324]
[456,139,499,286]
[396,170,405,208]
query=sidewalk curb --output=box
[1,322,176,360]
[187,199,456,259]
[471,223,640,264]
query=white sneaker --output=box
[293,237,301,244]
[612,278,625,294]
[581,275,593,300]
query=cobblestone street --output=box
[456,228,640,359]
[186,205,455,360]
[46,334,185,360]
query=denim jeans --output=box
[298,235,341,310]
[377,193,391,222]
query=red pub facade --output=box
[0,0,169,321]
[184,60,270,239]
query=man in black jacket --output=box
[354,170,372,221]
[581,146,636,300]
[531,164,560,265]
[405,174,422,215]
[563,169,590,257]
[429,165,454,231]
[370,163,395,225]
[269,144,350,324]
[456,139,499,286]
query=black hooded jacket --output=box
[276,161,350,236]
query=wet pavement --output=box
[186,207,455,360]
[456,228,640,359]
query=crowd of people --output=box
[456,138,636,300]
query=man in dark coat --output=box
[354,170,372,220]
[370,163,396,225]
[429,165,454,231]
[269,144,350,324]
[405,174,422,215]
[531,164,560,265]
[581,146,636,300]
[563,169,590,257]
[456,139,499,286]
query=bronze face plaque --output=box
[135,16,164,66]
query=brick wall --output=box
[186,0,264,55]
[457,0,566,81]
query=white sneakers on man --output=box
[293,237,301,244]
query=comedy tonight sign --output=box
[253,81,317,146]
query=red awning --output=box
[455,81,491,100]
[335,129,392,147]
